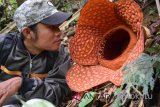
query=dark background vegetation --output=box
[0,0,159,32]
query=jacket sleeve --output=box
[19,46,72,106]
[0,34,6,65]
[0,32,18,66]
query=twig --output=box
[138,99,144,107]
[155,0,160,18]
[131,86,143,97]
[129,101,134,107]
[96,83,113,91]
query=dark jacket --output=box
[0,32,72,106]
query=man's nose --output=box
[55,31,61,37]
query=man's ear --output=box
[22,27,34,39]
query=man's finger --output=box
[0,92,8,106]
[0,89,6,93]
[0,89,6,98]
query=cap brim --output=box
[40,11,72,26]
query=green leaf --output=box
[16,95,30,107]
[112,53,155,106]
[19,99,56,107]
[78,91,96,107]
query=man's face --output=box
[32,23,62,51]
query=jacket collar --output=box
[17,33,27,50]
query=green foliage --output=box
[111,53,158,107]
[52,0,81,12]
[78,92,96,107]
[152,53,160,78]
[0,0,18,30]
[0,18,8,30]
[148,6,158,16]
[16,93,56,107]
[153,61,160,78]
[60,2,73,12]
[0,0,82,31]
[145,43,160,55]
[21,99,56,107]
[68,16,78,26]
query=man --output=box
[0,0,72,106]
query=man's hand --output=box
[0,77,22,106]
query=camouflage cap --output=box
[14,0,72,32]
